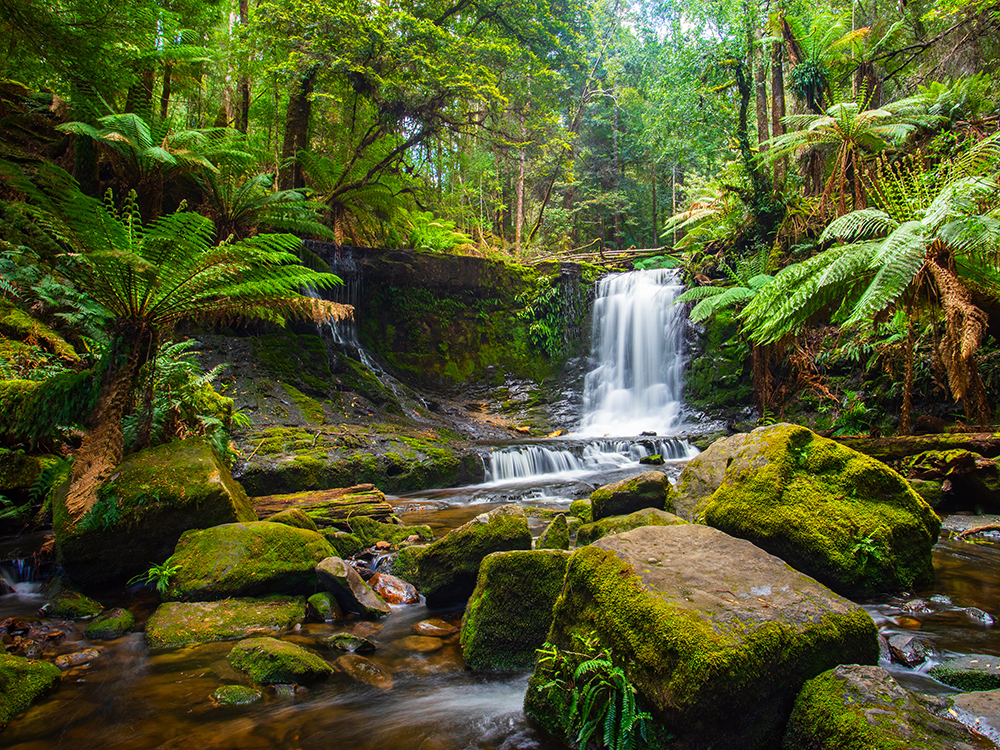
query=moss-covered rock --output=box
[575,508,686,546]
[929,655,1000,691]
[590,471,674,521]
[228,637,333,685]
[265,508,319,531]
[417,505,532,608]
[0,654,61,729]
[908,479,944,508]
[211,685,263,706]
[536,514,569,550]
[307,592,343,622]
[673,431,755,521]
[327,633,377,653]
[904,450,1000,514]
[322,530,365,559]
[84,608,135,640]
[42,588,103,619]
[783,664,980,750]
[0,449,58,500]
[342,516,433,547]
[164,521,333,601]
[525,524,878,750]
[390,544,426,586]
[54,439,256,587]
[461,549,570,670]
[568,499,592,524]
[316,557,390,619]
[703,424,941,598]
[145,596,306,649]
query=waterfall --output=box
[578,268,687,436]
[0,558,44,596]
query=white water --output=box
[578,268,687,436]
[0,559,44,596]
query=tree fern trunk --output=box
[900,316,914,435]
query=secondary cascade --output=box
[577,268,687,436]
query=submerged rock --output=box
[0,654,61,729]
[53,649,100,669]
[524,524,878,750]
[535,514,569,550]
[84,608,135,640]
[887,633,932,668]
[702,423,941,598]
[413,619,458,637]
[783,664,982,750]
[316,557,390,619]
[145,596,305,649]
[327,633,377,653]
[417,505,532,607]
[368,572,419,605]
[164,521,334,601]
[461,549,570,670]
[575,507,686,546]
[589,470,673,521]
[334,654,393,690]
[228,637,333,685]
[53,438,256,586]
[306,592,343,623]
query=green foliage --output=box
[0,371,99,447]
[536,634,653,750]
[516,275,567,358]
[132,561,181,596]
[407,211,475,254]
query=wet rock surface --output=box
[315,557,391,619]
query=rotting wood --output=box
[251,484,395,525]
[834,433,1000,463]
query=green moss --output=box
[307,592,342,622]
[461,550,570,670]
[576,508,687,546]
[929,655,1000,691]
[280,382,327,424]
[0,449,57,495]
[228,636,333,685]
[321,530,364,558]
[84,607,135,639]
[536,514,570,550]
[211,685,263,705]
[43,588,103,619]
[569,499,592,524]
[0,301,79,362]
[145,596,306,648]
[703,424,941,598]
[418,505,532,607]
[0,654,62,728]
[341,516,433,547]
[265,508,319,531]
[391,544,426,585]
[164,521,334,601]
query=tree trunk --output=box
[651,163,657,248]
[613,106,622,250]
[899,315,914,435]
[279,65,319,190]
[237,0,251,134]
[770,41,786,183]
[515,113,525,253]
[754,27,769,151]
[159,64,172,121]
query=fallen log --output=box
[834,433,1000,463]
[251,484,396,526]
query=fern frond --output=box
[821,208,898,243]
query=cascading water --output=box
[0,558,44,596]
[578,268,687,436]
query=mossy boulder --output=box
[702,423,941,598]
[390,544,426,586]
[322,530,365,559]
[536,514,569,550]
[228,637,333,685]
[341,516,434,547]
[575,508,686,546]
[461,549,570,670]
[524,524,878,750]
[41,588,103,619]
[0,449,57,500]
[145,596,306,649]
[211,685,263,705]
[0,654,61,729]
[417,505,532,608]
[54,439,256,587]
[783,664,981,750]
[589,471,674,521]
[84,608,135,640]
[265,508,319,531]
[307,592,343,622]
[908,479,944,508]
[672,431,755,521]
[929,655,1000,691]
[163,521,334,601]
[568,499,592,524]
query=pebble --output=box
[55,648,101,669]
[413,619,458,637]
[967,607,995,626]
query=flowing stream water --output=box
[1,269,999,747]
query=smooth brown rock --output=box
[368,573,419,605]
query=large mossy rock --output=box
[589,471,673,521]
[417,505,532,608]
[145,596,305,649]
[228,637,333,685]
[0,654,61,729]
[524,524,878,750]
[164,521,333,601]
[672,432,755,521]
[536,514,569,550]
[54,439,256,587]
[783,664,982,750]
[461,549,570,670]
[702,423,940,598]
[575,507,686,546]
[84,608,135,640]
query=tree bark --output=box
[159,63,172,121]
[651,163,657,248]
[515,113,525,252]
[770,41,786,183]
[754,27,769,151]
[237,0,251,134]
[279,65,319,190]
[900,315,914,435]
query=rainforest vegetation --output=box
[1,0,1000,523]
